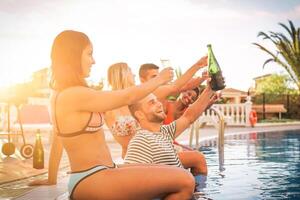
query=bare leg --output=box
[73,164,195,200]
[178,150,208,175]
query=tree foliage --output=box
[253,20,300,91]
[255,73,299,95]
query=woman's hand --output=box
[180,74,209,92]
[156,67,174,85]
[194,55,208,69]
[197,70,210,85]
[201,70,209,80]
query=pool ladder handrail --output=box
[189,107,225,171]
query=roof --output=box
[222,88,247,94]
[221,88,248,98]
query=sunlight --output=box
[0,67,32,87]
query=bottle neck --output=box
[207,46,212,53]
[207,47,220,74]
[35,134,42,145]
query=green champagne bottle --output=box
[207,44,225,91]
[33,129,44,169]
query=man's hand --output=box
[156,67,174,85]
[206,91,222,110]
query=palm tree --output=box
[253,20,300,91]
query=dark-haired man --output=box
[125,83,216,176]
[139,63,160,83]
[139,57,208,103]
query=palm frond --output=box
[295,28,300,54]
[279,21,293,40]
[288,20,296,38]
[262,58,274,68]
[277,33,294,52]
[252,43,277,59]
[255,20,300,90]
[257,31,270,39]
[253,43,298,86]
[257,31,276,44]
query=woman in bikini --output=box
[104,62,140,159]
[32,30,195,200]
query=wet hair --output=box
[50,30,90,91]
[139,63,159,78]
[107,62,134,90]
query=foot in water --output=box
[194,174,207,192]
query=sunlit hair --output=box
[139,63,159,79]
[50,30,90,91]
[107,62,134,90]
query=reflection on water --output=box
[197,129,300,200]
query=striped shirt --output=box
[124,122,182,168]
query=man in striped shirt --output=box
[124,83,215,168]
[125,121,182,167]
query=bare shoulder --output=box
[60,86,96,97]
[53,86,96,111]
[54,86,132,113]
[59,86,106,103]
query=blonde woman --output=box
[104,63,140,159]
[30,30,195,200]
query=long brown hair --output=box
[50,30,90,91]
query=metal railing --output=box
[189,107,225,171]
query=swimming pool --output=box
[196,129,300,200]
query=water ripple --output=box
[197,129,300,200]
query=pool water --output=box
[197,129,300,200]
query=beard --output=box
[146,112,166,123]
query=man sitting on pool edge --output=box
[124,80,216,188]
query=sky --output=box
[0,0,300,90]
